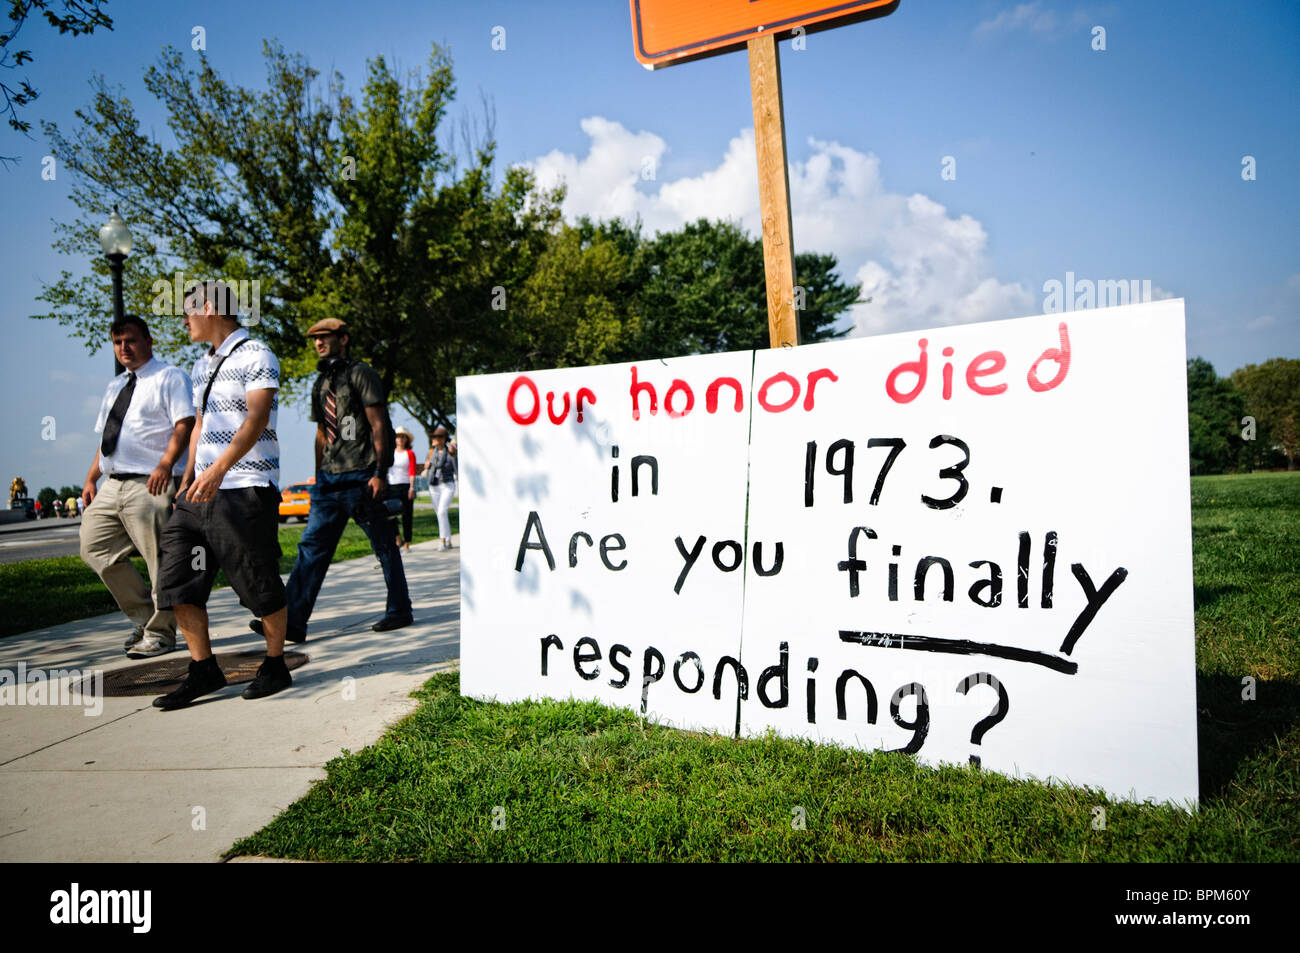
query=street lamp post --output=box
[98,206,133,375]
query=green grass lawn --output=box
[0,506,457,638]
[231,471,1299,862]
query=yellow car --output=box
[278,480,313,522]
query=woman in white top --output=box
[386,427,417,550]
[422,425,457,550]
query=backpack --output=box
[313,358,396,471]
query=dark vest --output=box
[312,358,395,474]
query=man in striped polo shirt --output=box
[153,280,292,710]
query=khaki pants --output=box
[79,476,178,644]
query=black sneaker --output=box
[242,655,293,700]
[372,613,413,632]
[153,657,227,710]
[249,618,307,643]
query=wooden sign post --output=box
[630,0,900,348]
[747,34,799,348]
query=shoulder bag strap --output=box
[200,338,250,416]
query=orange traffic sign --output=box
[631,0,899,68]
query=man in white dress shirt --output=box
[80,314,196,657]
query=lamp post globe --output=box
[99,206,133,374]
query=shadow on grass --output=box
[1191,523,1234,538]
[1197,672,1300,800]
[1193,584,1240,611]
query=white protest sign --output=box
[458,298,1197,806]
[457,351,755,736]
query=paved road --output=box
[0,522,83,564]
[0,505,453,565]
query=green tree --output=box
[309,47,561,430]
[622,218,861,360]
[379,130,562,433]
[38,43,338,381]
[36,41,562,437]
[515,218,647,368]
[507,215,863,366]
[1186,357,1245,475]
[1,0,112,165]
[1232,358,1300,470]
[36,485,57,512]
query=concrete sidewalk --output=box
[0,537,460,862]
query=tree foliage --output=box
[39,42,339,384]
[37,41,564,429]
[1,0,112,164]
[1187,357,1246,475]
[1233,358,1300,470]
[514,216,863,367]
[517,218,644,369]
[1185,356,1300,474]
[626,219,861,359]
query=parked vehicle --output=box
[278,480,314,522]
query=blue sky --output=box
[2,0,1297,492]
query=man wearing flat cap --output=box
[250,318,412,642]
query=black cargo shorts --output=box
[156,484,286,616]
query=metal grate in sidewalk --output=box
[80,650,310,697]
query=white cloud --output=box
[522,118,1033,336]
[29,430,91,464]
[1246,314,1276,331]
[973,3,1058,39]
[529,117,669,224]
[1068,9,1097,30]
[655,132,760,232]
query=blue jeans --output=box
[285,468,412,630]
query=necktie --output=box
[323,386,338,444]
[100,372,137,456]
